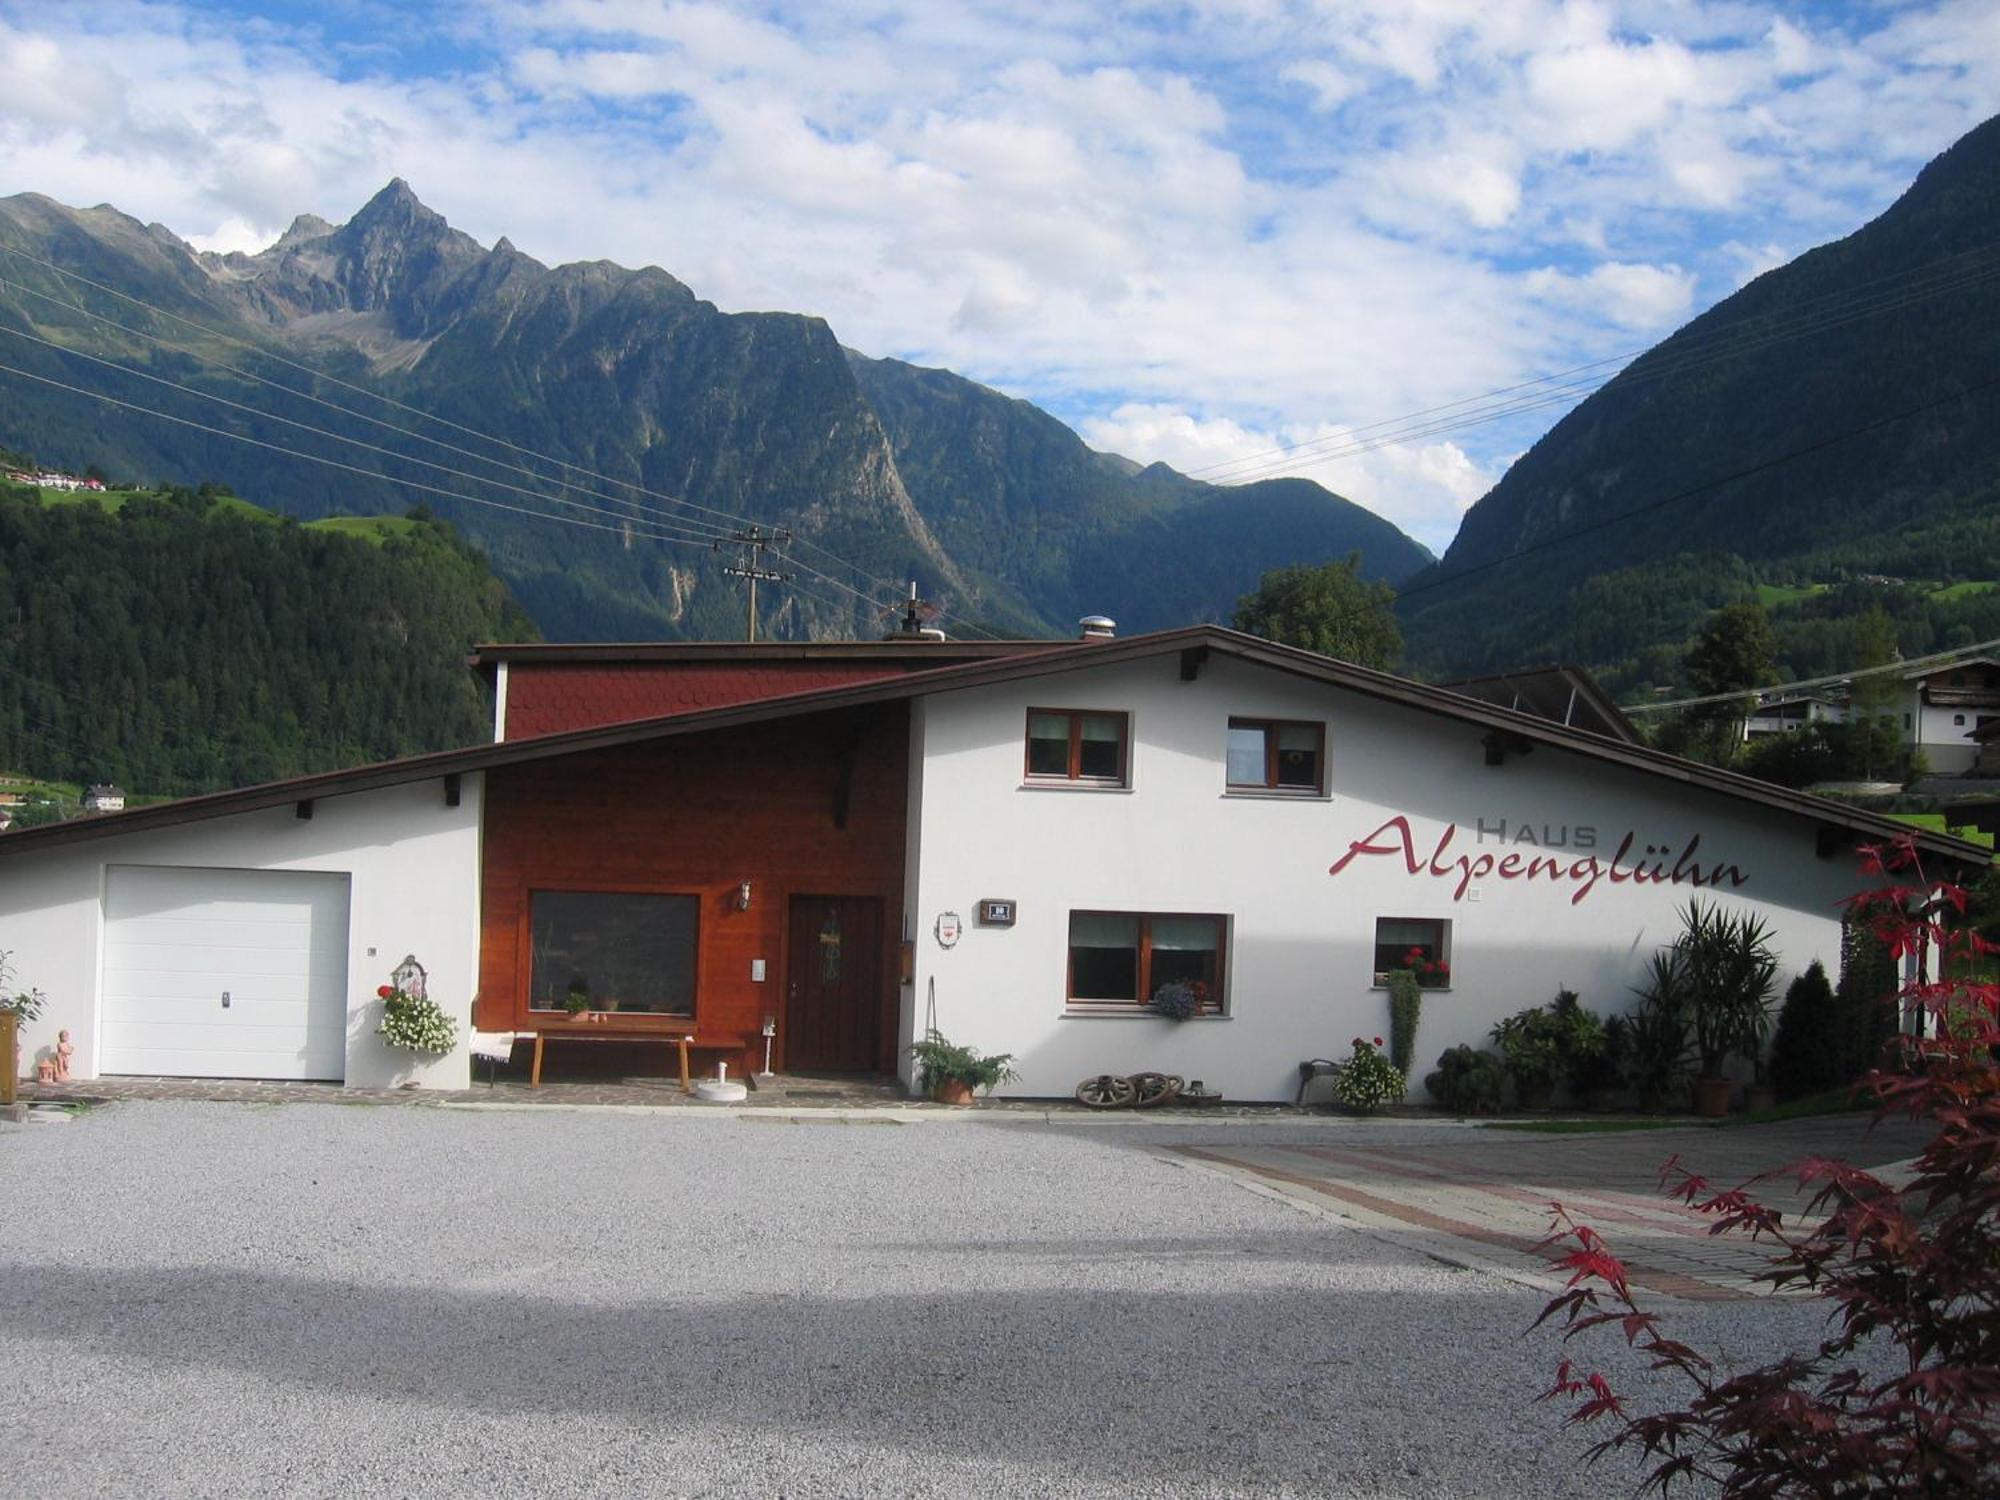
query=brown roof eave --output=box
[2,625,1987,870]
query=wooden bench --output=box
[522,1025,744,1092]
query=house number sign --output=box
[977,899,1016,927]
[934,912,963,948]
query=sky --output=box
[1,1,1996,554]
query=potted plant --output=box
[1149,979,1208,1021]
[1627,951,1693,1112]
[1404,946,1451,988]
[1574,1013,1630,1111]
[1549,988,1607,1104]
[1492,1004,1563,1110]
[1330,1035,1405,1113]
[909,1030,1017,1106]
[1676,901,1778,1117]
[564,980,590,1018]
[0,948,46,1081]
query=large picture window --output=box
[529,890,698,1015]
[1373,916,1450,988]
[1026,709,1130,785]
[1068,911,1225,1013]
[1226,718,1325,793]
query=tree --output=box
[1537,835,2000,1494]
[1679,603,1775,765]
[1843,606,1904,781]
[1231,554,1401,669]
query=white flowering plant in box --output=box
[375,956,458,1056]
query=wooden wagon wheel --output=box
[1075,1074,1138,1109]
[1128,1072,1183,1109]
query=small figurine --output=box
[53,1029,73,1083]
[36,1056,55,1084]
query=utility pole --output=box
[714,526,793,642]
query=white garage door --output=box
[101,866,351,1080]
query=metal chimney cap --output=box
[1078,615,1117,639]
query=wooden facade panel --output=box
[478,704,909,1076]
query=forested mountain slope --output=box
[0,183,1428,643]
[1400,113,2000,682]
[0,479,535,795]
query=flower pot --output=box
[1517,1081,1555,1112]
[1745,1085,1776,1115]
[1693,1076,1734,1118]
[931,1079,977,1107]
[1584,1087,1620,1113]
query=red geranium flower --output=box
[1373,1036,1384,1047]
[377,985,394,998]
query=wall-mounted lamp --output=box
[735,880,754,912]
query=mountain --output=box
[0,473,536,797]
[847,351,1432,630]
[1400,113,2000,682]
[0,182,1429,643]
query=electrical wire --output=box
[0,242,935,608]
[1625,635,2000,715]
[1185,240,2000,486]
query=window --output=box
[1026,709,1130,785]
[1955,714,1967,727]
[1373,917,1450,988]
[529,891,698,1015]
[1226,718,1325,793]
[1067,911,1225,1013]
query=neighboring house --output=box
[82,784,126,813]
[0,624,1983,1099]
[1743,692,1848,741]
[1898,658,2000,775]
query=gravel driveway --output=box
[0,1102,1834,1498]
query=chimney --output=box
[1078,615,1116,642]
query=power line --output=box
[1624,636,2000,716]
[0,242,934,615]
[1183,239,2000,487]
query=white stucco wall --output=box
[0,775,482,1089]
[905,654,1865,1103]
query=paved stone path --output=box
[1172,1113,1930,1300]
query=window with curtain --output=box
[1372,917,1450,987]
[1225,718,1325,793]
[1025,708,1130,785]
[1067,911,1225,1012]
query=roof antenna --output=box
[883,581,946,641]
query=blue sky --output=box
[2,1,1996,551]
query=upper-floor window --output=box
[1226,718,1325,793]
[1026,709,1130,785]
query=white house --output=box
[0,625,1981,1101]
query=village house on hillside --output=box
[0,622,1983,1100]
[1742,656,2000,774]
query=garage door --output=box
[101,866,351,1080]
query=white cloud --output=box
[0,0,1994,561]
[1079,403,1495,553]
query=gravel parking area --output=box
[0,1102,1834,1498]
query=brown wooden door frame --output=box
[783,893,884,1073]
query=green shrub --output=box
[1837,917,1900,1081]
[1425,1044,1504,1114]
[1769,960,1843,1101]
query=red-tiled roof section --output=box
[506,662,917,737]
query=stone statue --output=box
[53,1029,73,1083]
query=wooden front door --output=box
[785,895,883,1072]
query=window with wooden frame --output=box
[1067,911,1226,1013]
[528,890,698,1015]
[1372,916,1451,988]
[1225,717,1326,793]
[1025,708,1130,785]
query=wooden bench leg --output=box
[678,1035,691,1094]
[532,1034,545,1089]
